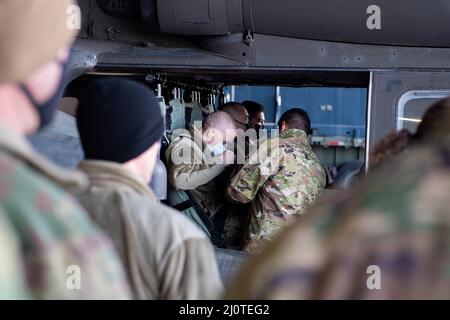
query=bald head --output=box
[203,111,237,146]
[204,111,235,131]
[220,102,249,130]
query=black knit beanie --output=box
[76,78,164,164]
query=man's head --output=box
[220,102,249,131]
[415,97,450,142]
[242,100,265,130]
[0,0,77,135]
[77,79,165,183]
[369,129,413,169]
[278,108,312,135]
[202,111,237,154]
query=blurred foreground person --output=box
[369,128,413,169]
[226,104,450,298]
[415,97,450,141]
[227,108,326,254]
[0,0,129,299]
[0,208,28,299]
[76,79,223,300]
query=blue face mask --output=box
[210,143,228,157]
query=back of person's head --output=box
[77,79,164,165]
[369,129,413,169]
[415,97,450,142]
[219,102,249,130]
[242,100,264,116]
[219,102,244,112]
[278,108,312,134]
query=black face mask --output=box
[233,119,250,131]
[254,124,265,139]
[19,60,69,130]
[254,124,264,132]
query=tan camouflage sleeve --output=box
[169,161,226,190]
[167,138,226,190]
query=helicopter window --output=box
[397,90,450,132]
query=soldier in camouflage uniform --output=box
[226,141,450,299]
[227,108,326,254]
[0,0,130,299]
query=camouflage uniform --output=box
[0,207,29,299]
[166,126,227,216]
[227,129,326,254]
[0,125,130,299]
[226,143,450,299]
